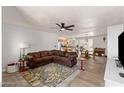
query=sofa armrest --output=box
[27,55,34,61]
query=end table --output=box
[19,59,28,72]
[78,58,86,71]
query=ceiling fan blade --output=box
[56,23,61,27]
[65,25,75,28]
[61,23,65,28]
[66,28,73,31]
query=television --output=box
[118,31,124,68]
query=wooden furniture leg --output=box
[81,60,85,71]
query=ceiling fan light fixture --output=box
[56,23,74,31]
[60,28,65,31]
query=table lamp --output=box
[20,42,29,60]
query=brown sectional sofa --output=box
[26,50,78,69]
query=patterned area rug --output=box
[20,63,79,87]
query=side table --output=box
[78,58,86,71]
[19,59,28,72]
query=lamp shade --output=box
[20,42,29,48]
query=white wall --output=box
[2,23,58,71]
[93,35,107,48]
[107,24,124,58]
[93,35,107,56]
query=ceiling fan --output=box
[55,23,75,31]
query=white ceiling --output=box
[2,6,124,36]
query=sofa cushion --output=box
[51,50,57,55]
[47,51,53,56]
[53,56,68,61]
[59,51,65,57]
[52,50,65,57]
[42,56,53,60]
[53,56,72,66]
[65,52,70,57]
[27,52,41,58]
[40,51,49,57]
[65,52,77,58]
[34,56,53,62]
